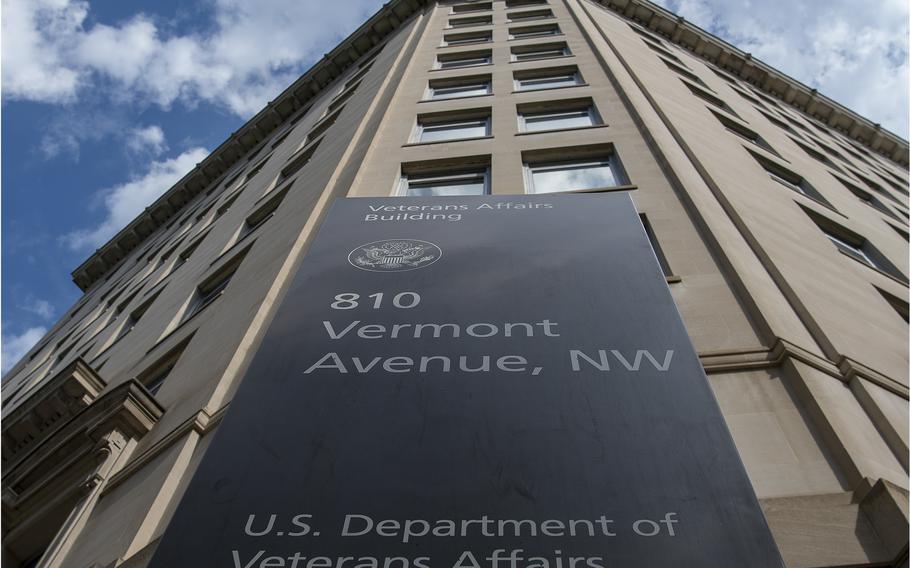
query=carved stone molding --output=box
[2,361,164,533]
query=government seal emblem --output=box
[348,239,442,272]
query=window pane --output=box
[515,49,565,60]
[432,84,490,99]
[825,234,874,266]
[420,121,488,142]
[440,57,489,68]
[517,75,578,90]
[530,162,617,193]
[511,28,558,38]
[408,179,486,196]
[524,111,593,132]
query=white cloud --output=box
[63,146,209,250]
[0,0,84,103]
[127,125,167,156]
[1,327,47,374]
[20,299,55,320]
[653,0,910,137]
[1,0,381,117]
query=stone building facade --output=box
[2,0,908,566]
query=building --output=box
[2,0,908,566]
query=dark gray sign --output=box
[151,194,783,568]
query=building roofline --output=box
[71,0,907,292]
[591,0,909,163]
[70,0,428,292]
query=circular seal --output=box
[348,239,442,272]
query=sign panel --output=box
[151,194,783,567]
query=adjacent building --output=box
[3,0,908,566]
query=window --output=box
[435,50,492,69]
[856,174,903,204]
[400,165,490,196]
[415,112,491,143]
[791,138,843,172]
[442,30,492,46]
[280,138,322,183]
[751,152,831,205]
[449,15,491,28]
[662,58,708,88]
[711,111,778,155]
[113,292,160,343]
[730,86,769,110]
[185,255,245,320]
[518,99,601,132]
[306,110,341,145]
[645,41,681,63]
[757,109,798,134]
[805,210,906,281]
[684,82,738,116]
[452,2,492,13]
[507,9,553,22]
[628,23,664,43]
[173,229,210,272]
[876,288,909,323]
[244,154,271,183]
[835,176,901,221]
[238,189,287,241]
[506,0,547,7]
[427,75,492,100]
[137,336,192,396]
[343,64,372,91]
[327,82,359,114]
[509,24,560,39]
[710,67,740,85]
[889,223,909,242]
[510,42,570,61]
[514,67,582,91]
[640,214,674,278]
[215,187,244,218]
[825,232,876,267]
[144,360,176,395]
[524,149,626,194]
[749,88,782,108]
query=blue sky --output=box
[2,0,908,373]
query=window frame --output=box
[451,2,492,13]
[442,30,492,47]
[507,9,554,22]
[448,15,492,28]
[414,115,492,144]
[426,76,493,100]
[514,68,583,91]
[510,42,571,62]
[435,51,493,70]
[399,167,491,197]
[508,24,561,40]
[523,154,627,194]
[518,103,601,133]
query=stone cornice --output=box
[2,369,163,531]
[588,0,910,166]
[69,0,428,292]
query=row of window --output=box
[4,40,383,402]
[451,0,547,14]
[447,7,553,29]
[410,98,600,143]
[442,22,561,46]
[398,150,625,197]
[426,65,583,101]
[435,41,570,69]
[630,20,908,208]
[639,34,908,225]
